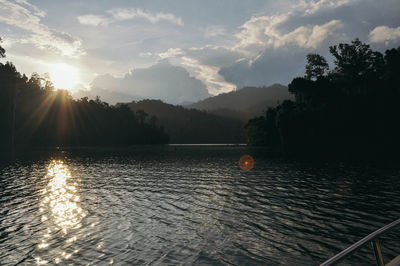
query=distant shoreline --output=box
[3,144,249,156]
[168,143,247,146]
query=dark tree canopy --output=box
[136,109,148,124]
[305,53,329,80]
[0,63,169,158]
[329,38,384,78]
[246,39,400,159]
[127,99,245,144]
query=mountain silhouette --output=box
[187,84,292,120]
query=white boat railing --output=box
[320,218,400,266]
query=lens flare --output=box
[239,154,255,171]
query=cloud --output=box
[204,25,227,38]
[87,60,210,104]
[231,0,356,57]
[369,26,400,44]
[297,0,353,15]
[219,46,307,89]
[107,8,183,26]
[77,14,111,26]
[77,8,184,28]
[277,20,343,49]
[155,17,342,94]
[0,0,84,57]
[154,10,343,93]
[138,0,397,95]
[15,0,46,17]
[7,0,396,101]
[186,46,243,67]
[157,45,241,94]
[139,52,153,57]
[216,0,375,89]
[158,48,184,59]
[234,14,343,56]
[221,16,344,88]
[234,14,289,56]
[180,56,236,95]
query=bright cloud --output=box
[158,48,185,59]
[298,0,354,15]
[77,8,184,28]
[156,45,241,94]
[277,20,343,49]
[369,26,400,44]
[0,0,84,57]
[107,8,183,26]
[155,14,343,94]
[77,14,111,26]
[181,56,236,95]
[234,14,343,56]
[234,14,289,56]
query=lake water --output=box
[1,146,399,265]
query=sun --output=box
[48,63,80,91]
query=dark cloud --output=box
[219,46,307,88]
[185,46,242,67]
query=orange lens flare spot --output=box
[239,154,254,171]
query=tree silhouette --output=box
[246,39,400,159]
[0,35,170,158]
[136,109,148,124]
[0,67,169,159]
[0,37,5,58]
[305,53,329,80]
[329,38,384,79]
[149,115,157,127]
[0,62,20,159]
[127,99,245,144]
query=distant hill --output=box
[187,84,292,120]
[125,100,245,144]
[73,87,143,104]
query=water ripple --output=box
[0,147,399,265]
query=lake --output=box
[0,146,399,265]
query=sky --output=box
[0,0,400,104]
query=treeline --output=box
[0,46,168,158]
[246,39,400,158]
[126,99,245,144]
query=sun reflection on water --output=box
[37,160,86,264]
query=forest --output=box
[245,39,400,158]
[126,99,245,144]
[0,39,168,159]
[2,36,400,160]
